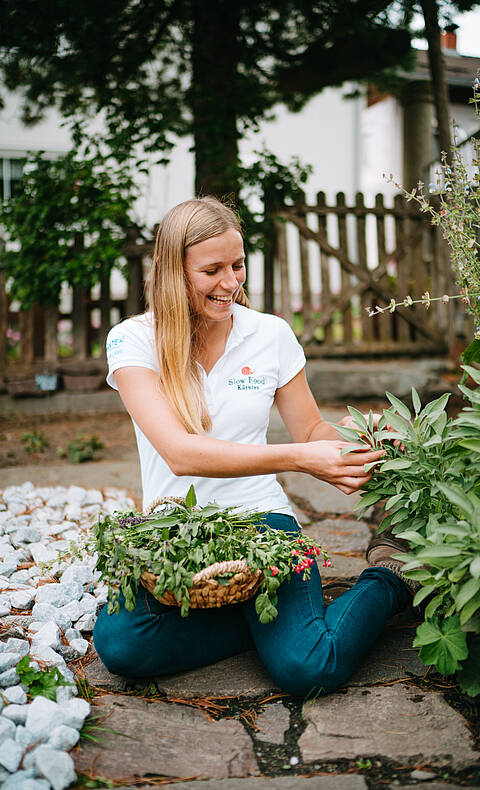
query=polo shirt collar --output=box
[228,304,257,353]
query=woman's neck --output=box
[195,316,233,374]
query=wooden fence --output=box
[0,193,468,394]
[265,191,466,357]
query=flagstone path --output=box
[76,464,479,790]
[2,407,479,788]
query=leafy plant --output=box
[65,485,329,624]
[15,654,73,700]
[21,430,48,453]
[338,368,480,696]
[0,145,137,309]
[58,435,104,463]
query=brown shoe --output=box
[366,533,420,597]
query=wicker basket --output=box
[138,495,264,609]
[141,559,264,609]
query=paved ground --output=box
[2,405,479,789]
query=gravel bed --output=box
[0,481,134,790]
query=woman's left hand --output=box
[338,413,383,432]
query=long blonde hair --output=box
[149,196,250,434]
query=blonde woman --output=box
[93,196,416,696]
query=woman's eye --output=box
[205,269,217,275]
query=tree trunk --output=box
[191,0,240,198]
[419,0,452,163]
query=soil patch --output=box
[0,411,136,468]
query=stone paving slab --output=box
[277,473,364,516]
[348,626,425,686]
[86,624,425,701]
[396,785,464,790]
[255,702,290,744]
[319,554,369,580]
[299,684,479,769]
[85,650,281,698]
[74,694,259,780]
[118,776,368,790]
[305,519,371,554]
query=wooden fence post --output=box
[317,192,332,345]
[44,306,59,364]
[0,238,7,373]
[262,194,276,315]
[125,225,145,317]
[19,309,34,365]
[337,192,352,346]
[393,194,411,343]
[295,191,314,342]
[98,271,112,356]
[276,215,293,327]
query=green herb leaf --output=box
[386,392,411,420]
[413,616,468,675]
[185,485,197,508]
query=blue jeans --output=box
[93,513,409,696]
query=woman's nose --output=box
[221,268,238,289]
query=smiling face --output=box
[184,228,246,324]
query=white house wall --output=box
[0,83,363,308]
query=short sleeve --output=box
[105,317,158,390]
[276,317,306,388]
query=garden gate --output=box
[264,191,462,357]
[0,193,468,394]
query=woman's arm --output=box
[114,367,384,494]
[274,369,382,441]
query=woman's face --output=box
[184,228,246,324]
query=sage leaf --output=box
[412,387,421,415]
[386,391,411,420]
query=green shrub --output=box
[339,366,480,696]
[57,435,104,463]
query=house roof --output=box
[397,48,479,88]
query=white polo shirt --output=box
[106,303,306,513]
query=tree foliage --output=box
[0,148,137,308]
[0,0,413,196]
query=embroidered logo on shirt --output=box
[241,366,254,375]
[106,334,125,359]
[228,374,266,391]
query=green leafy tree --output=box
[0,147,137,308]
[0,0,412,198]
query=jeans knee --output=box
[268,646,354,697]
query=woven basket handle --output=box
[192,559,251,583]
[144,496,186,515]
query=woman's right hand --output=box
[296,440,385,495]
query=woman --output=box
[93,196,415,696]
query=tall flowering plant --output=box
[379,73,480,362]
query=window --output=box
[0,157,24,200]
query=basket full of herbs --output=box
[85,485,329,624]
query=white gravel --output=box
[0,481,134,790]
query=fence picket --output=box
[0,190,459,376]
[337,193,352,346]
[317,192,333,344]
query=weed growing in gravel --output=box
[16,654,73,700]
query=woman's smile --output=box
[185,228,246,322]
